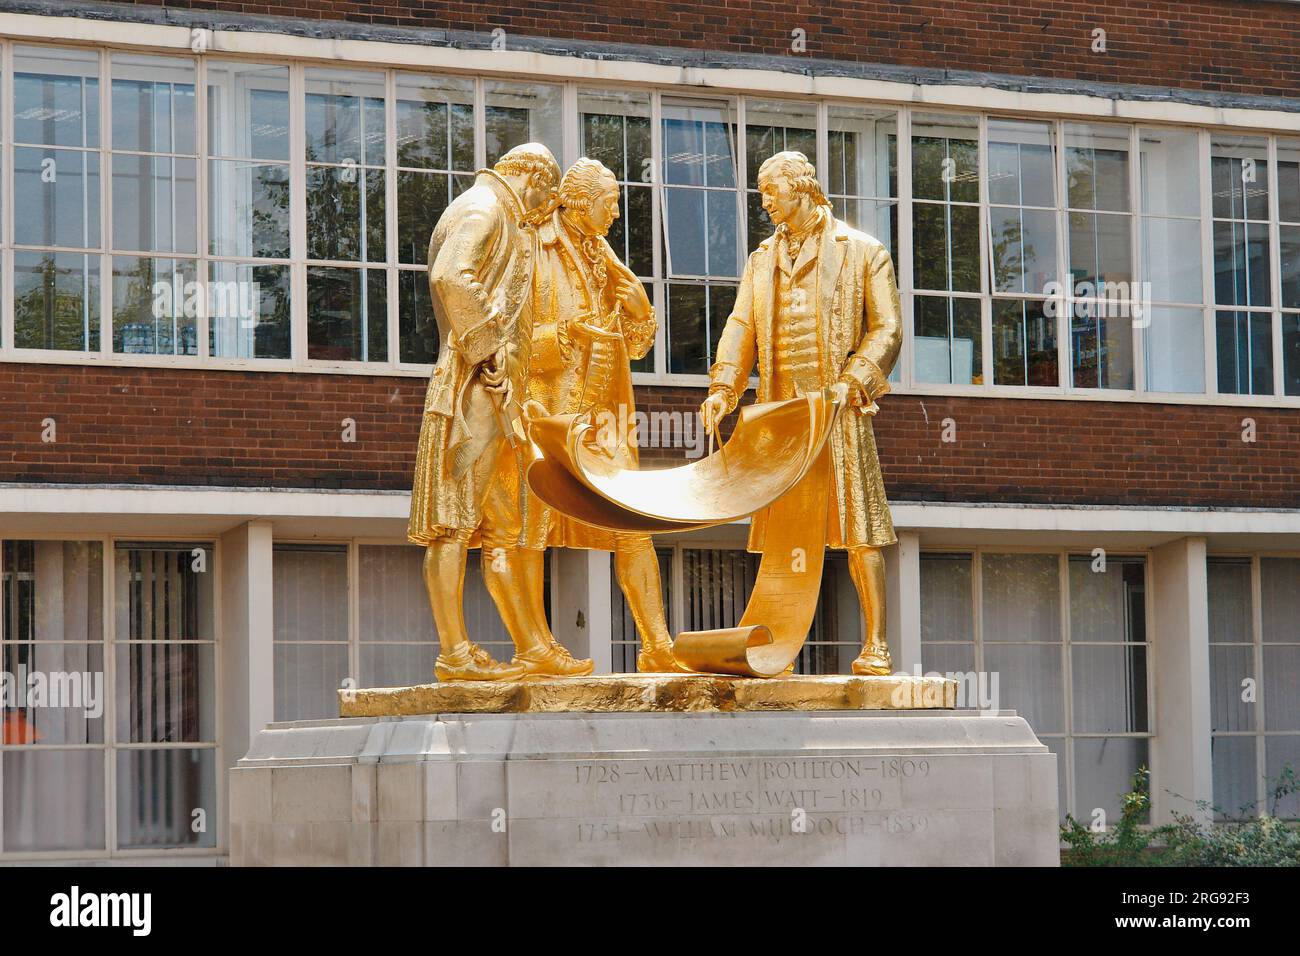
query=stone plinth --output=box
[230,710,1059,866]
[338,673,958,717]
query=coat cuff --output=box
[842,354,891,401]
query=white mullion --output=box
[473,78,486,171]
[99,48,112,358]
[1130,124,1146,394]
[289,64,307,365]
[1054,118,1071,392]
[348,539,361,692]
[897,108,915,391]
[562,82,579,171]
[1,40,10,356]
[1268,135,1285,397]
[196,54,210,360]
[815,99,829,195]
[650,89,666,377]
[735,95,747,282]
[385,69,398,365]
[670,542,685,638]
[978,114,994,390]
[971,547,984,676]
[1058,549,1075,822]
[1250,553,1266,815]
[1201,129,1217,396]
[103,534,118,855]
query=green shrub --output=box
[1060,765,1300,867]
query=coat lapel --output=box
[753,239,776,400]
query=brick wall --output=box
[111,0,1300,100]
[3,363,1296,508]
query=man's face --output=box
[520,168,556,213]
[758,169,803,226]
[573,176,621,237]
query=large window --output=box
[3,41,1300,405]
[1209,555,1300,820]
[1,538,217,858]
[920,550,1150,825]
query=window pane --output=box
[111,255,199,356]
[833,199,897,256]
[992,298,1058,386]
[911,112,978,203]
[982,553,1060,642]
[988,119,1055,207]
[116,748,217,849]
[1284,313,1300,396]
[1261,557,1300,643]
[484,81,563,167]
[1214,220,1271,307]
[307,266,387,362]
[112,155,198,254]
[1211,644,1255,733]
[1212,735,1257,820]
[208,159,290,259]
[920,553,973,642]
[1070,299,1134,390]
[1065,123,1130,212]
[274,642,349,721]
[914,295,981,384]
[1144,306,1205,393]
[681,549,759,632]
[1208,558,1253,643]
[1211,135,1269,221]
[208,261,291,360]
[667,282,707,375]
[1216,310,1274,395]
[2,540,104,642]
[1265,737,1300,819]
[395,72,474,171]
[113,639,215,744]
[1068,555,1146,642]
[207,61,289,161]
[827,105,896,198]
[397,169,467,265]
[3,749,105,852]
[1074,738,1148,825]
[580,91,653,276]
[1140,127,1200,217]
[989,206,1056,293]
[14,250,100,352]
[358,545,432,642]
[1068,211,1132,286]
[985,643,1064,733]
[274,545,348,644]
[1,642,105,744]
[398,268,437,364]
[745,99,816,191]
[305,69,385,166]
[306,165,385,263]
[1142,216,1202,304]
[110,54,195,155]
[1072,644,1149,733]
[1279,138,1300,224]
[15,146,100,249]
[14,46,100,147]
[913,202,980,292]
[662,100,737,188]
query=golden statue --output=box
[481,158,684,675]
[699,150,902,676]
[407,142,562,682]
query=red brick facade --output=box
[117,0,1300,100]
[2,363,1295,508]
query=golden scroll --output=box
[526,391,840,676]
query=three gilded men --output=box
[409,144,901,680]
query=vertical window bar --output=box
[289,63,307,364]
[385,68,398,365]
[1200,129,1217,396]
[1269,134,1285,397]
[1130,123,1145,394]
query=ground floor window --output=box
[920,550,1150,825]
[1209,555,1300,820]
[0,538,217,858]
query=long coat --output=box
[407,170,536,545]
[709,209,902,551]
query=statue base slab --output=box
[338,673,957,716]
[230,710,1059,866]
